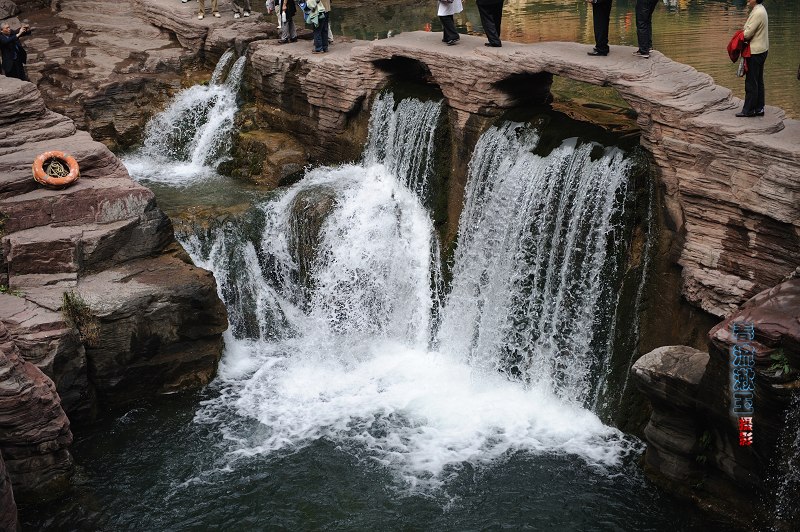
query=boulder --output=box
[0,322,73,500]
[0,0,19,20]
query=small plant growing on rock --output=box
[769,348,792,377]
[0,285,24,297]
[62,291,100,347]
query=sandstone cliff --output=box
[0,75,227,498]
[633,278,800,527]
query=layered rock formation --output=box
[0,322,72,501]
[0,450,16,532]
[243,31,800,318]
[633,279,800,527]
[0,74,227,497]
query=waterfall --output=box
[769,393,800,528]
[186,96,640,492]
[123,52,247,185]
[363,92,443,198]
[436,122,631,407]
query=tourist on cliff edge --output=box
[476,0,504,48]
[586,0,612,57]
[737,0,769,117]
[305,0,329,53]
[198,0,221,20]
[277,0,298,44]
[232,0,252,19]
[634,0,658,58]
[438,0,463,46]
[0,22,30,81]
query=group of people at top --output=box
[437,0,771,119]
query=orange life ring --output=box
[32,151,80,188]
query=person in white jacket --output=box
[438,0,463,46]
[737,0,769,117]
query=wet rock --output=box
[0,73,227,417]
[0,322,73,501]
[634,279,800,526]
[288,186,337,291]
[221,130,307,188]
[0,451,17,532]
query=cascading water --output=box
[436,122,631,407]
[124,50,247,185]
[184,96,641,492]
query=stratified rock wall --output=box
[0,322,72,500]
[244,31,800,319]
[633,279,800,526]
[0,450,18,532]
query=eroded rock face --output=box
[633,279,800,526]
[244,31,800,320]
[0,75,227,407]
[0,451,18,532]
[0,322,72,500]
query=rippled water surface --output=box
[332,0,800,117]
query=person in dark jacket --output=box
[278,0,298,44]
[476,0,504,48]
[0,22,30,80]
[586,0,612,56]
[634,0,658,58]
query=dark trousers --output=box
[477,1,504,46]
[635,0,658,53]
[743,51,768,114]
[591,0,613,53]
[313,12,329,52]
[440,15,458,42]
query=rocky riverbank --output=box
[0,73,227,523]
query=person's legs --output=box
[232,0,243,16]
[211,0,219,15]
[289,17,297,40]
[756,51,767,112]
[313,21,323,51]
[742,56,759,114]
[478,3,501,46]
[440,15,458,42]
[592,0,612,54]
[320,13,329,51]
[198,0,205,16]
[492,2,503,38]
[644,0,657,50]
[280,16,291,41]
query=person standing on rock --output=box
[0,22,30,81]
[737,0,769,117]
[306,0,329,53]
[586,0,612,56]
[232,0,252,19]
[198,0,221,20]
[321,0,334,44]
[438,0,463,46]
[476,0,504,48]
[278,0,298,44]
[634,0,658,58]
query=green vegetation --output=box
[0,284,24,297]
[62,290,100,347]
[769,348,792,377]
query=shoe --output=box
[181,0,188,3]
[587,50,608,56]
[243,11,250,16]
[234,13,240,18]
[213,12,221,17]
[277,39,289,44]
[484,42,501,47]
[312,50,323,54]
[634,51,650,58]
[290,37,298,42]
[735,111,756,117]
[446,39,459,46]
[756,108,765,116]
[198,13,204,19]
